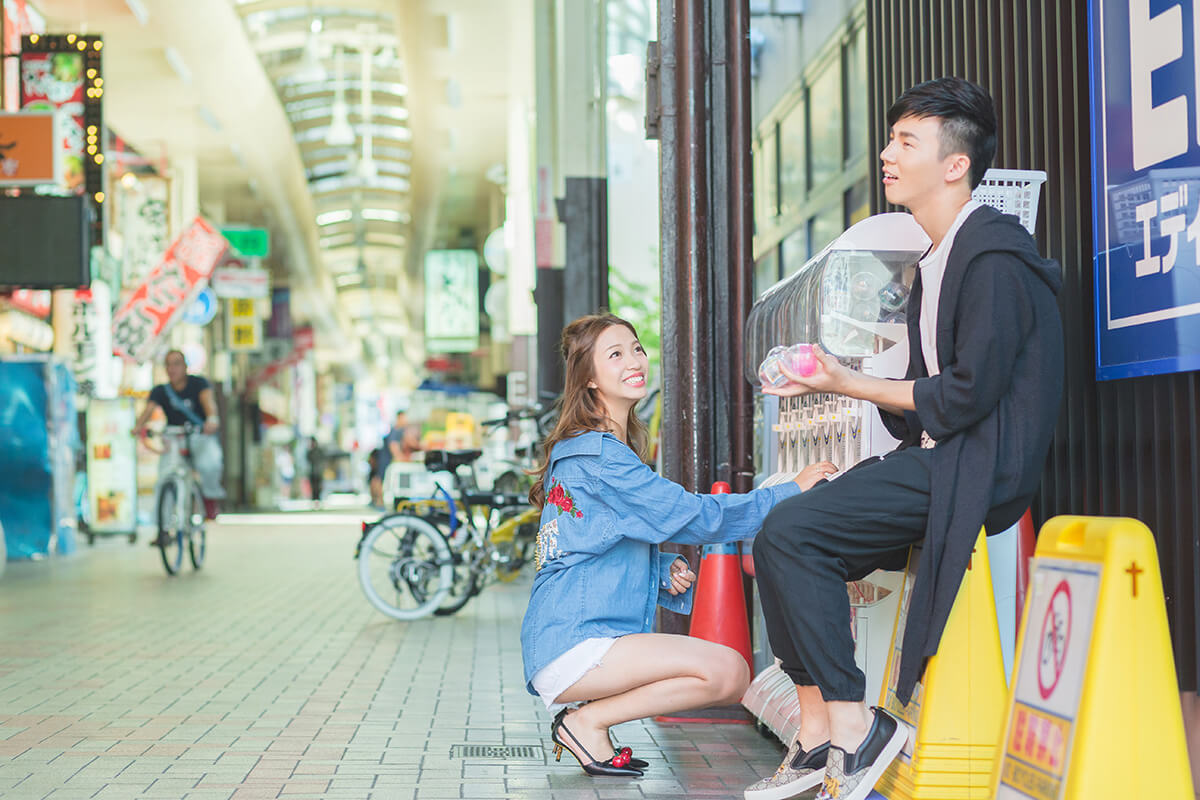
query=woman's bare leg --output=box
[551,633,750,763]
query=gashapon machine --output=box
[741,170,1047,746]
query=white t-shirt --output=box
[918,200,981,378]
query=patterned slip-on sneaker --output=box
[744,737,830,800]
[815,708,906,800]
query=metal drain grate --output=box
[448,744,545,761]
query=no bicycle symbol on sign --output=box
[996,560,1101,800]
[1038,580,1072,701]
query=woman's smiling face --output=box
[589,323,649,407]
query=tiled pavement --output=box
[0,513,796,799]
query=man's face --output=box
[879,114,967,209]
[165,353,187,383]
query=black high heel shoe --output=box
[550,710,643,777]
[612,744,649,770]
[570,704,651,769]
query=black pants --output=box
[753,447,933,702]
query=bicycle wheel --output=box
[433,539,480,616]
[357,514,454,620]
[156,480,185,576]
[188,483,207,569]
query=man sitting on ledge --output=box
[744,77,1064,800]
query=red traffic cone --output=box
[687,481,754,672]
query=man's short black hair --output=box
[886,76,997,189]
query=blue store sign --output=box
[182,287,218,326]
[1090,0,1200,379]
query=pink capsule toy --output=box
[786,343,817,377]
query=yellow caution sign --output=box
[876,528,1007,799]
[991,516,1193,800]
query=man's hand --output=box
[203,418,219,435]
[667,558,697,595]
[762,345,849,396]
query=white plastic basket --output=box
[972,168,1047,235]
[383,461,450,506]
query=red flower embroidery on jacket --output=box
[546,479,583,518]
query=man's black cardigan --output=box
[880,204,1065,704]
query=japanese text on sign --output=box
[1091,0,1200,378]
[112,217,227,363]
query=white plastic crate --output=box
[383,461,453,506]
[972,167,1047,235]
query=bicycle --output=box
[141,425,207,575]
[354,448,540,620]
[477,404,556,495]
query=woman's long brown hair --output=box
[528,312,650,508]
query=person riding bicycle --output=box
[134,349,226,525]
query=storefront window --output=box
[845,26,868,162]
[754,247,780,297]
[846,178,870,226]
[809,58,843,190]
[763,126,779,221]
[808,202,842,255]
[782,226,809,275]
[779,97,806,215]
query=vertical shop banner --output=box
[424,249,480,352]
[19,50,84,193]
[1090,0,1200,378]
[111,217,227,363]
[3,0,45,123]
[227,297,261,351]
[120,174,169,288]
[85,397,137,533]
[70,281,115,398]
[267,287,292,339]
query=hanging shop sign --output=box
[227,297,262,352]
[85,397,138,534]
[220,226,270,258]
[1089,1,1200,379]
[53,281,116,398]
[5,288,51,317]
[19,34,104,246]
[111,217,227,363]
[424,249,480,352]
[210,265,270,299]
[119,173,169,288]
[0,111,59,185]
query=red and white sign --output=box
[245,324,315,393]
[112,217,228,363]
[3,1,44,111]
[996,559,1101,800]
[20,51,85,194]
[210,265,270,299]
[6,288,51,317]
[1037,581,1072,700]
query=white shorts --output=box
[530,637,618,712]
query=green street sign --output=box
[221,227,270,257]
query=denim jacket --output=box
[520,430,802,694]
